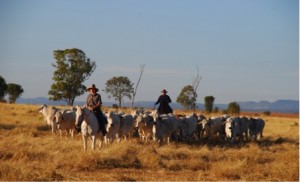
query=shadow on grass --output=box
[258,136,299,147]
[36,125,51,132]
[175,136,299,149]
[0,123,16,130]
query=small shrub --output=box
[263,111,271,116]
[112,104,118,109]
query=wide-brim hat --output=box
[161,89,168,93]
[87,84,99,92]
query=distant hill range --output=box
[16,97,299,113]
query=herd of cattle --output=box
[38,104,265,150]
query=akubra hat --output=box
[161,89,168,93]
[87,84,99,92]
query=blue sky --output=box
[0,0,298,104]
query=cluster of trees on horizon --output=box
[0,48,240,114]
[0,76,24,103]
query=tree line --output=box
[1,48,240,114]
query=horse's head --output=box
[75,106,85,127]
[75,106,93,127]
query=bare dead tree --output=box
[131,64,145,109]
[192,65,202,112]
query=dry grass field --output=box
[0,103,298,181]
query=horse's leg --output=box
[99,134,103,149]
[91,135,96,150]
[104,136,109,145]
[59,129,62,138]
[167,136,170,145]
[70,129,74,138]
[51,122,55,134]
[82,134,87,152]
[115,133,120,143]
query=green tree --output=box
[7,83,24,103]
[103,76,134,107]
[176,85,196,110]
[48,48,96,106]
[204,96,215,113]
[0,76,8,101]
[227,102,240,114]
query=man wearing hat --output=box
[85,84,107,136]
[154,89,173,114]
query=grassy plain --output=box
[0,103,298,181]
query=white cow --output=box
[178,114,198,142]
[105,111,121,144]
[249,117,265,141]
[55,109,76,138]
[135,113,154,142]
[38,104,59,134]
[118,114,135,141]
[225,117,241,143]
[225,116,252,143]
[152,113,180,145]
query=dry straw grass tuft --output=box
[0,103,298,181]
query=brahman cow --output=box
[249,117,265,141]
[105,111,121,144]
[201,116,226,140]
[238,116,251,141]
[135,113,154,142]
[225,116,252,143]
[55,109,76,138]
[152,113,180,145]
[225,117,241,143]
[38,104,59,134]
[178,114,198,142]
[118,114,135,141]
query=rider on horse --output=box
[82,84,107,136]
